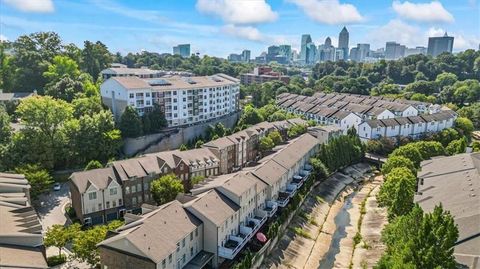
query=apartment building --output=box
[0,173,48,268]
[240,66,290,85]
[358,110,456,141]
[100,73,240,126]
[98,132,320,269]
[202,137,236,174]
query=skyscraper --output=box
[338,27,349,60]
[385,42,405,60]
[279,45,292,63]
[173,44,190,57]
[427,32,454,57]
[300,34,312,64]
[325,37,332,47]
[318,37,335,62]
[241,50,251,62]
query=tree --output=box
[72,96,103,118]
[15,165,53,199]
[259,136,275,153]
[377,204,458,269]
[457,103,480,129]
[411,141,445,160]
[65,110,121,165]
[84,160,103,170]
[389,144,423,168]
[81,41,112,80]
[45,76,84,102]
[454,117,474,137]
[195,139,204,149]
[179,144,188,151]
[378,167,416,219]
[381,156,416,176]
[0,106,11,144]
[268,130,282,145]
[72,220,122,267]
[12,32,62,92]
[145,104,167,133]
[44,224,69,256]
[238,105,264,126]
[43,55,80,85]
[150,174,184,205]
[119,106,143,138]
[310,157,329,180]
[445,138,467,155]
[15,96,73,169]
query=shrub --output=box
[446,137,467,155]
[47,254,67,267]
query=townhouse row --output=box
[358,110,457,141]
[69,119,308,226]
[276,92,444,134]
[100,73,240,127]
[97,133,320,269]
[0,173,48,268]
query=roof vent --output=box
[148,79,171,86]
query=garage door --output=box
[91,215,104,225]
[106,212,118,222]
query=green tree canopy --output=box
[378,167,417,220]
[84,160,103,170]
[119,106,143,138]
[381,156,416,176]
[259,136,275,152]
[43,55,80,85]
[150,174,184,205]
[389,144,423,168]
[454,117,474,137]
[268,130,282,145]
[15,164,53,199]
[0,106,11,144]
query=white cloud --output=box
[0,35,7,41]
[3,0,54,13]
[287,0,364,25]
[367,19,421,48]
[392,1,454,23]
[221,24,265,42]
[196,0,278,24]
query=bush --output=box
[47,254,67,267]
[389,144,423,168]
[84,160,102,170]
[455,117,474,137]
[411,141,445,159]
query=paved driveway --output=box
[36,182,71,230]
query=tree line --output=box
[375,140,460,268]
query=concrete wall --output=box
[123,112,240,156]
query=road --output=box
[36,181,71,230]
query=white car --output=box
[53,183,61,191]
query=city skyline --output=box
[1,0,479,58]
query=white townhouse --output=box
[183,189,240,267]
[70,168,124,225]
[333,110,363,133]
[251,159,288,208]
[98,201,206,269]
[358,111,457,142]
[100,73,240,127]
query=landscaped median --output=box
[247,163,372,269]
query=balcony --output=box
[264,201,278,217]
[276,192,290,207]
[304,164,313,171]
[286,184,297,198]
[253,209,268,227]
[292,175,304,187]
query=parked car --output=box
[53,183,61,191]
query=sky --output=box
[0,0,479,58]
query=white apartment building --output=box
[100,73,240,127]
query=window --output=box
[88,192,97,200]
[182,254,186,264]
[132,197,137,205]
[162,259,166,269]
[190,232,193,241]
[195,228,198,237]
[110,188,117,195]
[129,93,134,98]
[106,202,110,209]
[144,183,149,190]
[190,247,194,257]
[125,187,130,194]
[137,183,141,192]
[168,254,172,263]
[118,199,122,206]
[132,185,137,193]
[146,92,151,97]
[176,242,180,252]
[98,203,102,210]
[112,200,116,207]
[182,238,185,247]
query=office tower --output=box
[318,37,335,62]
[241,50,251,62]
[279,45,292,63]
[335,49,345,61]
[350,47,359,62]
[300,34,312,64]
[385,42,405,60]
[325,37,332,47]
[266,45,280,63]
[173,44,191,57]
[228,54,242,62]
[427,32,454,57]
[338,27,349,60]
[404,46,427,57]
[357,43,370,62]
[306,43,317,64]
